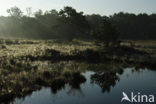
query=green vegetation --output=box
[0,6,91,40]
[0,6,156,40]
[0,3,155,104]
[0,39,155,65]
[91,17,119,47]
[0,39,156,103]
[0,60,86,103]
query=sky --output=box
[0,0,156,16]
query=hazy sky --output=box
[0,0,156,16]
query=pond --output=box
[12,62,156,104]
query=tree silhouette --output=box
[92,17,119,47]
[0,6,155,40]
[7,6,23,18]
[56,6,90,41]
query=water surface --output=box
[13,64,156,104]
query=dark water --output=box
[13,66,156,104]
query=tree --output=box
[34,9,43,18]
[56,6,90,41]
[86,14,103,30]
[92,17,119,47]
[7,6,23,18]
[26,7,32,17]
[6,7,23,37]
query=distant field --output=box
[121,40,156,46]
[0,39,98,57]
[120,40,156,56]
[0,39,156,58]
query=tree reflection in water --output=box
[90,63,124,93]
[50,71,86,94]
[2,61,151,104]
[91,71,119,93]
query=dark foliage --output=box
[0,7,156,40]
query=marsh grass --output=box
[0,62,86,103]
[0,39,156,103]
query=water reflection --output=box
[89,62,124,93]
[1,61,156,104]
[91,71,119,93]
[50,71,86,94]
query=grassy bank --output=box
[0,39,156,103]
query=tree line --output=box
[0,6,156,41]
